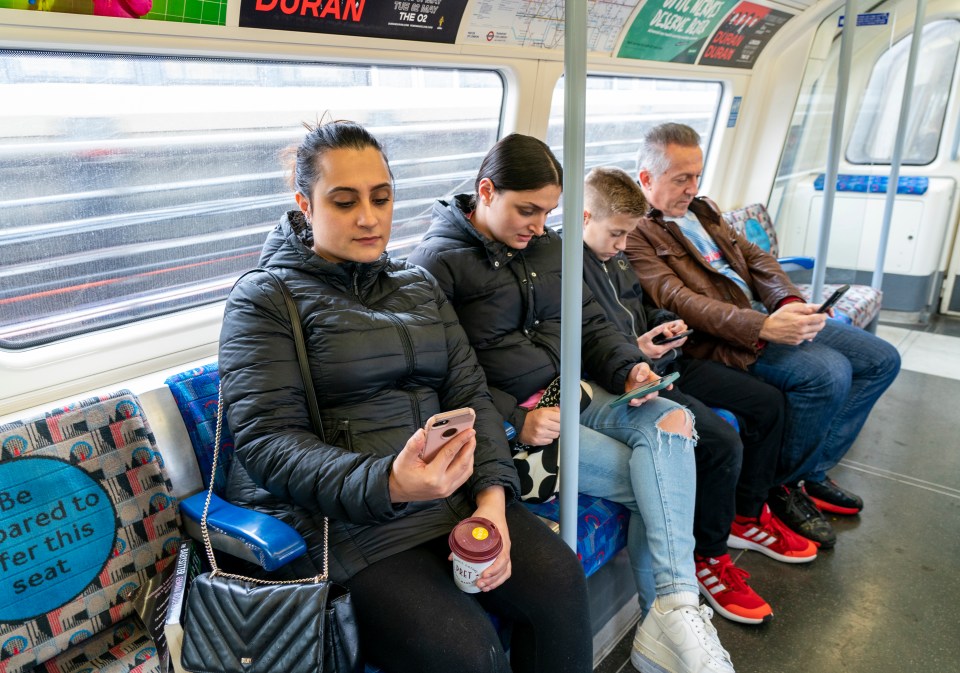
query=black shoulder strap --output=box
[233,268,326,442]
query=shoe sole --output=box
[806,494,862,516]
[727,534,818,563]
[698,582,773,625]
[630,649,672,673]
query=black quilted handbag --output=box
[181,271,361,673]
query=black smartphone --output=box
[816,285,850,314]
[608,371,681,408]
[652,329,694,345]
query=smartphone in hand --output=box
[608,371,680,408]
[652,329,693,345]
[419,408,476,461]
[816,284,850,314]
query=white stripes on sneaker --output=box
[697,566,727,596]
[736,525,778,547]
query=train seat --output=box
[0,390,181,673]
[723,203,883,330]
[164,363,631,578]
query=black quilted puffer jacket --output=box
[219,210,519,582]
[407,195,648,437]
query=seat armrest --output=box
[180,492,308,571]
[777,256,815,271]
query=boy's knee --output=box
[656,407,693,438]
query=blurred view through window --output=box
[0,51,503,347]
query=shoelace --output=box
[709,558,752,593]
[785,486,823,521]
[684,605,733,664]
[766,511,807,551]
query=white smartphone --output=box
[419,408,476,461]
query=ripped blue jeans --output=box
[577,384,698,611]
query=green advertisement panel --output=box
[618,0,739,63]
[0,0,225,23]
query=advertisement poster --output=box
[0,0,225,23]
[618,0,739,62]
[240,0,468,44]
[697,1,793,68]
[460,0,637,53]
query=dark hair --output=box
[636,123,701,178]
[475,133,563,194]
[283,120,393,198]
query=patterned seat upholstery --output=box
[722,203,882,329]
[0,391,181,673]
[524,495,630,577]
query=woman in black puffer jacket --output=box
[218,121,590,673]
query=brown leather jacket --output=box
[624,197,803,370]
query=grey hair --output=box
[636,123,701,178]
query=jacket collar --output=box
[259,209,390,295]
[439,194,546,269]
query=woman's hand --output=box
[637,319,689,359]
[466,486,512,592]
[517,406,561,446]
[389,428,475,503]
[624,362,668,407]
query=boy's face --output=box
[583,211,640,261]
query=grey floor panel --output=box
[597,367,960,673]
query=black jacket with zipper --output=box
[407,194,648,437]
[219,210,519,582]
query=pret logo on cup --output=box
[448,517,502,593]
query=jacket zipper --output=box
[602,261,639,339]
[337,419,353,451]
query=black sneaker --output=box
[768,485,836,549]
[803,477,863,515]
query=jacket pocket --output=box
[328,419,354,451]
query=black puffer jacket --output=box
[407,195,647,435]
[219,210,519,582]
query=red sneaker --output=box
[728,503,819,563]
[696,553,773,625]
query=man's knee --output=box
[657,407,694,438]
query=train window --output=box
[547,75,723,173]
[848,19,960,166]
[0,50,503,349]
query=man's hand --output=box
[759,302,827,345]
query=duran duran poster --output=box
[697,1,793,68]
[239,0,468,43]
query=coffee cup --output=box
[448,517,503,593]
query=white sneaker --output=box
[630,600,735,673]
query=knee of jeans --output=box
[656,407,695,439]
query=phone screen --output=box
[653,329,693,345]
[608,371,680,408]
[816,284,850,314]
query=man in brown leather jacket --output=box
[625,123,901,549]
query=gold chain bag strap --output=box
[181,269,361,673]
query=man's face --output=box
[638,143,703,218]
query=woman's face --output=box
[295,146,393,264]
[473,177,561,250]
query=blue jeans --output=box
[748,319,901,485]
[577,385,698,611]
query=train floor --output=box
[596,314,960,673]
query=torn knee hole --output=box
[656,408,693,438]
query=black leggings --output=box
[344,503,592,673]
